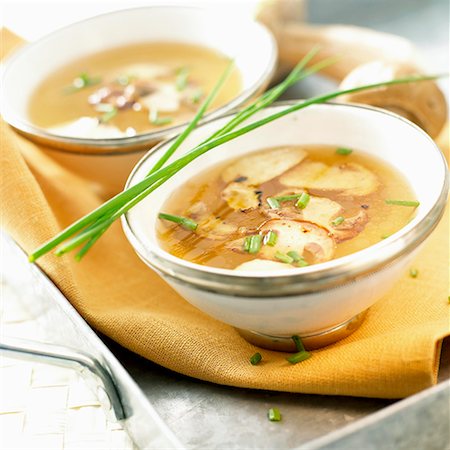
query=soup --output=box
[157,145,418,270]
[28,42,241,138]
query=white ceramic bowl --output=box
[123,102,448,350]
[1,6,276,197]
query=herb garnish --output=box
[409,268,418,278]
[243,235,262,254]
[28,50,444,262]
[275,251,294,264]
[150,109,174,126]
[268,408,282,422]
[250,353,262,365]
[286,335,311,364]
[336,147,353,155]
[264,230,278,246]
[64,72,101,94]
[158,213,198,231]
[99,107,118,123]
[385,200,420,207]
[295,192,310,209]
[331,216,345,226]
[176,67,190,91]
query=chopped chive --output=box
[336,147,353,155]
[331,216,345,226]
[191,88,204,104]
[291,335,306,352]
[286,351,311,364]
[287,251,301,262]
[381,234,391,239]
[267,197,280,209]
[158,213,197,231]
[268,408,282,422]
[116,74,134,86]
[448,296,450,304]
[243,236,251,252]
[176,67,190,91]
[250,352,262,365]
[385,200,420,207]
[247,234,262,255]
[409,268,418,278]
[275,251,294,264]
[95,103,115,113]
[274,194,303,202]
[100,107,118,123]
[64,72,101,93]
[264,230,278,246]
[296,257,309,268]
[149,109,174,126]
[295,192,310,209]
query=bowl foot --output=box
[236,309,368,351]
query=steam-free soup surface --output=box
[157,145,417,270]
[28,42,241,138]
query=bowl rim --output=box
[1,5,277,155]
[122,101,449,297]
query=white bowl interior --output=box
[126,103,446,276]
[1,6,275,128]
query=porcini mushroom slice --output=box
[196,215,238,241]
[234,259,296,272]
[339,61,447,139]
[280,161,379,197]
[141,83,181,113]
[222,182,261,210]
[264,195,369,242]
[259,219,335,264]
[222,147,307,185]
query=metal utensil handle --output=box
[0,336,125,420]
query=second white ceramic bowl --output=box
[123,103,448,349]
[1,6,277,197]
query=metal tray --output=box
[2,231,449,450]
[1,1,449,448]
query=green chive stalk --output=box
[29,65,446,262]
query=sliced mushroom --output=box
[259,219,335,264]
[264,194,369,242]
[280,161,379,197]
[339,61,447,139]
[118,64,173,80]
[196,215,238,241]
[234,259,296,272]
[222,147,307,185]
[141,83,181,113]
[222,182,261,210]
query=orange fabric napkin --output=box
[1,29,449,399]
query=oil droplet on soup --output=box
[28,42,241,138]
[156,145,418,270]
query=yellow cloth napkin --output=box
[1,29,449,399]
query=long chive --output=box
[336,147,353,155]
[250,353,262,365]
[268,408,281,422]
[286,351,311,364]
[275,251,294,264]
[295,192,310,209]
[158,213,197,231]
[29,68,444,262]
[385,200,420,207]
[264,230,278,246]
[331,216,345,226]
[147,60,235,176]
